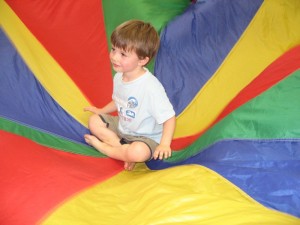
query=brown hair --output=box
[110,20,160,62]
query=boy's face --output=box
[109,46,148,74]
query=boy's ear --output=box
[139,57,150,66]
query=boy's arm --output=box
[153,116,176,160]
[84,101,117,114]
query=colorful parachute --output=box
[0,0,300,224]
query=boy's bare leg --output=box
[88,114,120,147]
[84,134,125,160]
[87,115,139,170]
[84,134,150,171]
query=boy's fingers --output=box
[165,151,171,158]
[153,152,158,160]
[159,153,164,160]
[163,152,171,159]
[154,150,171,160]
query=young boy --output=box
[84,20,176,171]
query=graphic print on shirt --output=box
[126,96,138,119]
[118,96,138,122]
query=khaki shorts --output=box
[99,114,158,160]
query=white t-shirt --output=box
[112,69,175,143]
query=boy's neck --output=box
[122,67,147,82]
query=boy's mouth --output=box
[111,62,119,67]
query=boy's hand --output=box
[84,106,100,114]
[153,144,172,160]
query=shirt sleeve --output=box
[149,81,175,124]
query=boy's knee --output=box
[125,142,151,162]
[88,114,104,132]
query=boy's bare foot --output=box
[84,134,101,147]
[85,134,136,171]
[124,162,136,171]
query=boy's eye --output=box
[110,47,127,57]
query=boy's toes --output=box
[124,162,136,171]
[84,134,94,145]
